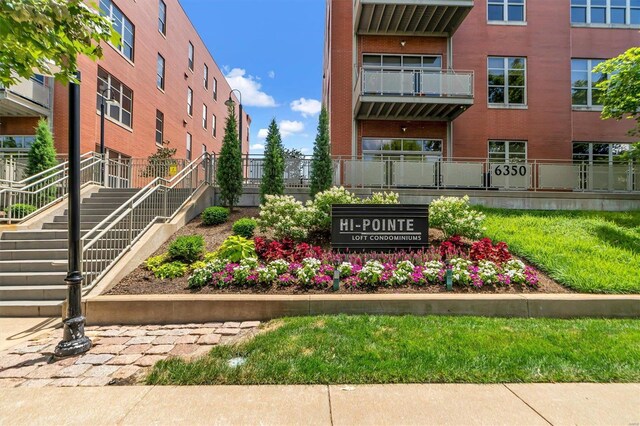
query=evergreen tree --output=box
[260,118,285,204]
[216,104,243,211]
[26,118,57,177]
[309,106,333,197]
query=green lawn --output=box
[147,315,640,385]
[481,208,640,293]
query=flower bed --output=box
[188,238,540,291]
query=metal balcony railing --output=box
[359,68,474,98]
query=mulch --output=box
[107,208,570,296]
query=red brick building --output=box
[0,0,249,162]
[323,0,639,189]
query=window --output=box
[156,54,165,90]
[572,59,606,108]
[187,87,193,116]
[202,144,207,155]
[202,104,208,129]
[204,64,209,90]
[488,0,525,22]
[571,0,640,25]
[97,67,133,127]
[188,42,194,71]
[186,133,192,161]
[362,54,442,70]
[573,142,628,163]
[155,110,164,146]
[489,141,527,162]
[488,57,526,106]
[362,138,443,160]
[99,0,134,61]
[213,78,218,101]
[158,0,166,34]
[212,114,217,137]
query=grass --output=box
[480,208,640,293]
[147,315,640,385]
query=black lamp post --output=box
[224,89,243,149]
[54,72,91,357]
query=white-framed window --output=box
[488,57,526,106]
[188,42,194,71]
[573,142,629,163]
[97,67,133,128]
[99,0,134,61]
[571,0,640,25]
[158,0,166,34]
[155,110,164,146]
[489,140,527,162]
[213,78,218,101]
[204,64,209,90]
[212,114,217,137]
[202,104,208,129]
[156,54,165,90]
[572,59,606,108]
[488,0,525,22]
[186,133,192,161]
[187,87,193,116]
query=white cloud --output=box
[300,147,311,154]
[279,120,305,138]
[257,128,269,139]
[225,68,277,107]
[268,70,275,79]
[290,98,322,118]
[250,143,265,151]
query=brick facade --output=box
[2,0,248,161]
[324,0,639,161]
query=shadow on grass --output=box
[593,225,640,254]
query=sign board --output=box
[168,164,178,177]
[331,204,429,251]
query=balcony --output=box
[354,68,474,121]
[354,0,474,36]
[0,77,51,117]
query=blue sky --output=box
[180,0,325,155]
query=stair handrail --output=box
[0,152,98,189]
[80,153,208,291]
[0,154,103,223]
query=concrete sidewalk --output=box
[1,383,638,425]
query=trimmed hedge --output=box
[232,218,257,238]
[201,206,229,226]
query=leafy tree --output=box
[0,0,115,86]
[309,106,333,197]
[260,119,285,204]
[140,140,177,178]
[216,104,243,211]
[26,118,57,177]
[595,48,640,162]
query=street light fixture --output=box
[224,89,243,149]
[55,71,91,357]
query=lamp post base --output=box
[54,315,92,357]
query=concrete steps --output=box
[0,187,143,316]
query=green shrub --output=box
[154,261,188,279]
[203,251,217,263]
[429,195,486,239]
[4,203,37,219]
[308,186,358,232]
[232,218,257,238]
[362,191,400,204]
[168,235,205,263]
[201,206,229,226]
[188,267,212,289]
[215,235,256,262]
[144,253,169,272]
[257,195,311,241]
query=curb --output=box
[81,294,640,325]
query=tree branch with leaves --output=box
[0,0,115,86]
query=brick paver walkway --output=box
[0,321,260,388]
